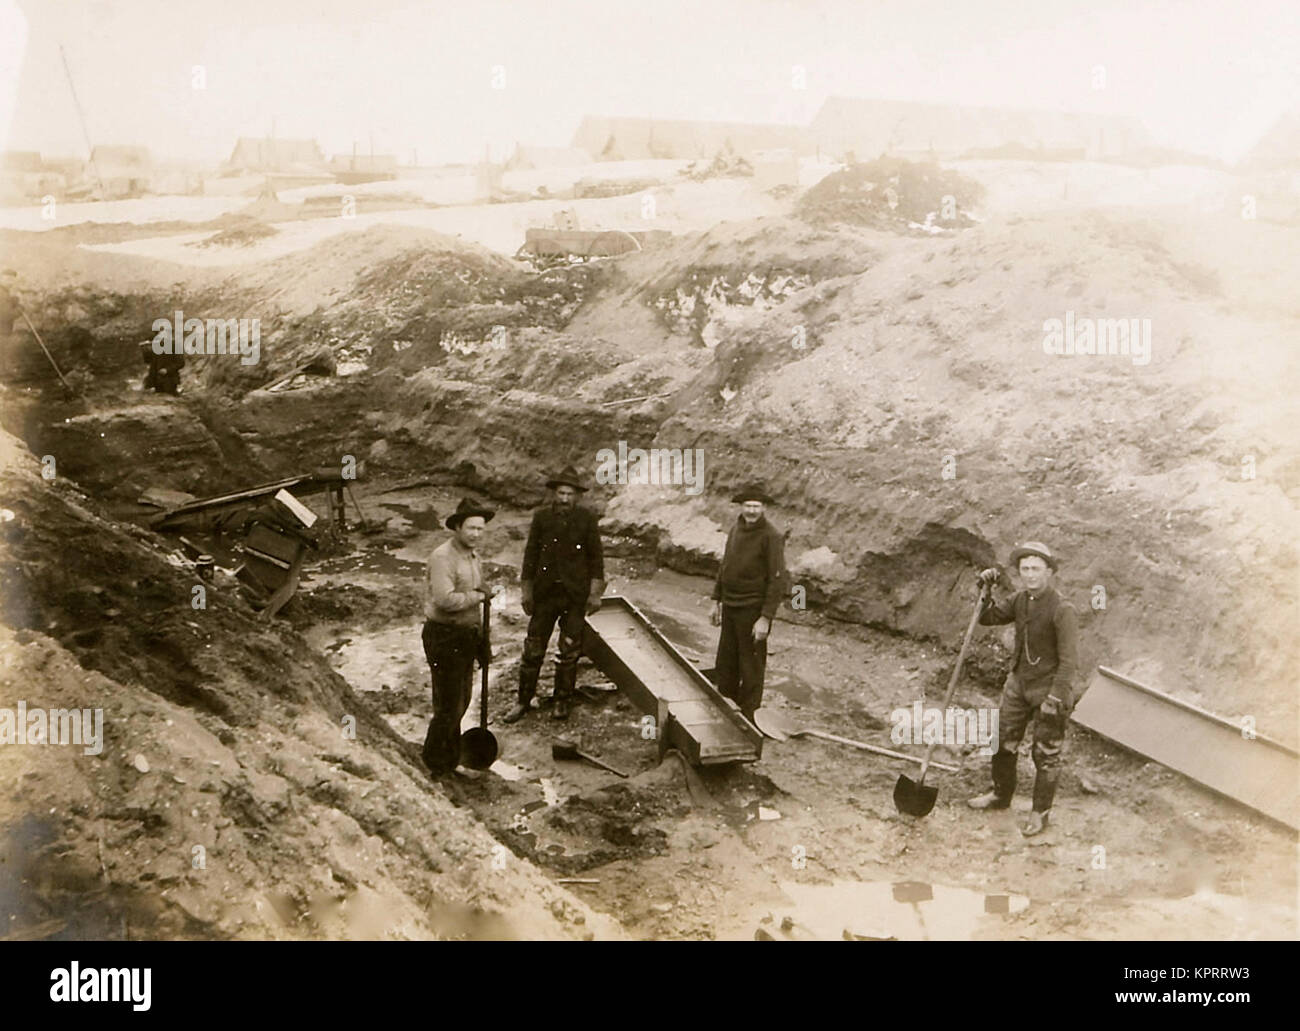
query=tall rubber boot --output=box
[552,663,577,720]
[1020,769,1058,835]
[967,750,1017,810]
[993,750,1018,801]
[1031,769,1059,813]
[505,661,541,724]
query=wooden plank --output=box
[1073,666,1298,830]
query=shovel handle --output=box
[480,595,491,727]
[803,730,958,771]
[577,752,629,778]
[916,584,987,782]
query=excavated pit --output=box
[3,204,1298,939]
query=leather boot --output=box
[1020,810,1050,836]
[502,702,529,724]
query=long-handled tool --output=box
[893,583,987,817]
[460,595,499,770]
[753,708,959,772]
[552,738,628,778]
[18,308,76,394]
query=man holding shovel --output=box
[967,541,1079,836]
[711,484,787,721]
[504,465,605,724]
[421,496,495,777]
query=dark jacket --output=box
[980,586,1079,704]
[522,502,604,602]
[711,515,786,619]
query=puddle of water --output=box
[379,501,443,532]
[636,603,710,653]
[320,548,425,579]
[765,668,820,705]
[764,880,1030,941]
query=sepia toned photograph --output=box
[0,0,1296,960]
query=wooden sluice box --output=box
[582,595,762,766]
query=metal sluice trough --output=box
[1072,665,1299,830]
[583,595,762,766]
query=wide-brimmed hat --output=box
[545,464,588,492]
[445,496,496,530]
[731,483,775,505]
[1009,541,1057,571]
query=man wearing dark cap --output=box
[504,465,605,723]
[968,541,1079,836]
[421,496,495,776]
[710,484,786,720]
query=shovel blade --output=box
[893,773,938,817]
[460,728,499,770]
[752,708,790,742]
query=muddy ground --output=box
[290,481,1297,940]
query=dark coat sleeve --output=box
[1050,602,1079,704]
[521,510,541,583]
[761,526,786,619]
[585,509,605,584]
[979,590,1016,626]
[711,528,731,602]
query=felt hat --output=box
[730,483,775,505]
[1009,541,1057,571]
[445,496,496,530]
[545,464,588,492]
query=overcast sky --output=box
[1,0,1296,166]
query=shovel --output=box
[460,595,499,770]
[892,584,987,817]
[552,738,628,778]
[753,708,958,773]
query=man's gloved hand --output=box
[752,616,771,642]
[710,601,723,627]
[520,580,534,616]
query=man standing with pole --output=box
[505,465,605,724]
[421,497,495,777]
[711,484,786,721]
[967,541,1079,836]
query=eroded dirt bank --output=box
[0,432,617,940]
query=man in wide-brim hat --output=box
[710,483,787,720]
[420,497,495,776]
[968,540,1080,836]
[505,464,605,724]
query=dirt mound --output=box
[796,157,983,231]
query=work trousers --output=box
[420,620,479,774]
[519,587,585,703]
[714,604,768,717]
[990,672,1070,810]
